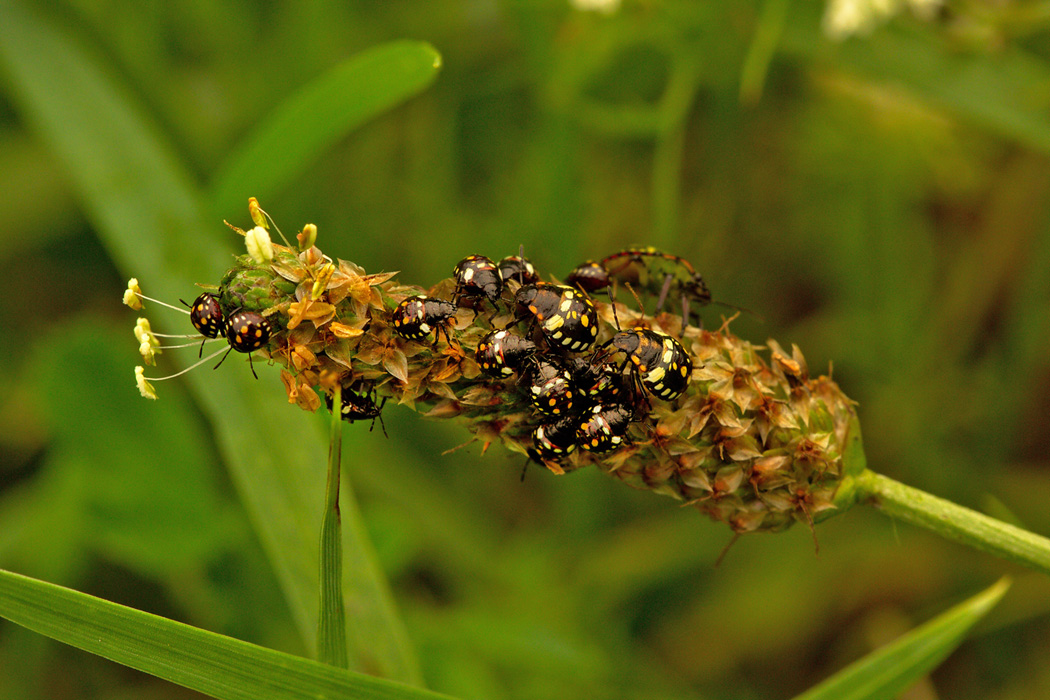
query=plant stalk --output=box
[855,469,1050,576]
[317,384,348,668]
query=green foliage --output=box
[2,1,1050,699]
[792,578,1011,700]
[0,569,451,700]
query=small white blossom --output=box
[823,0,941,40]
[570,0,621,14]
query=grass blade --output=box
[0,569,452,700]
[0,1,420,681]
[209,40,442,215]
[791,577,1010,700]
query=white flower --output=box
[824,0,881,39]
[570,0,621,14]
[823,0,941,40]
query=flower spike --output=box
[127,199,859,536]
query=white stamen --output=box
[132,292,191,315]
[144,345,231,383]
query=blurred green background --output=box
[2,0,1050,698]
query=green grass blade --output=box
[0,569,453,700]
[0,1,420,681]
[791,577,1010,700]
[318,386,348,669]
[209,40,442,215]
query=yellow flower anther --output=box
[311,261,336,300]
[124,279,143,309]
[134,318,160,365]
[298,223,318,251]
[134,318,157,346]
[245,226,274,263]
[248,197,269,229]
[139,341,157,365]
[135,366,158,400]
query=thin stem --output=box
[855,469,1050,576]
[317,385,348,668]
[739,0,791,105]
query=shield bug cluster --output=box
[378,248,699,474]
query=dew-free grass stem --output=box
[317,384,348,668]
[856,469,1050,576]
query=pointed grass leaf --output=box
[0,1,420,681]
[209,40,442,214]
[791,577,1010,700]
[0,569,455,700]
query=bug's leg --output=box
[655,272,674,312]
[213,347,233,370]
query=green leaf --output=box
[209,40,442,215]
[0,569,454,700]
[30,319,236,580]
[0,1,421,682]
[791,577,1010,700]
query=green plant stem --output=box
[740,0,791,104]
[317,385,348,668]
[855,469,1050,576]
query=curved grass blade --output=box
[209,40,442,215]
[791,577,1010,700]
[0,1,421,682]
[0,569,453,700]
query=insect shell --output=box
[525,359,579,418]
[188,293,225,338]
[325,385,388,434]
[225,310,272,352]
[608,328,693,401]
[601,247,711,316]
[514,283,599,352]
[453,255,503,308]
[564,260,610,295]
[475,329,537,378]
[568,356,624,402]
[391,296,458,343]
[576,402,633,453]
[530,415,580,463]
[497,255,539,286]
